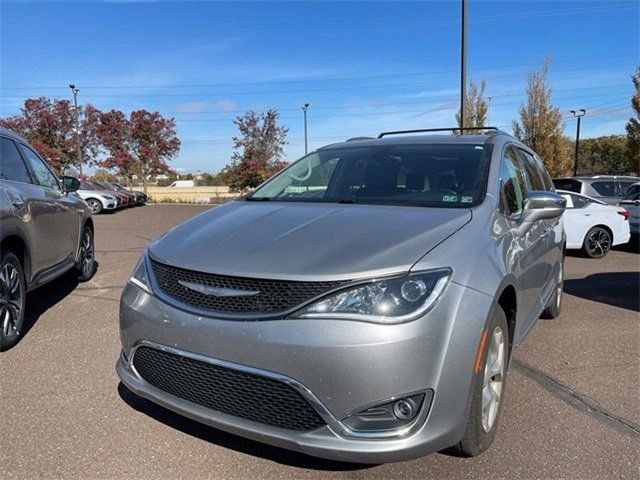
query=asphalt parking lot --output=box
[2,204,639,479]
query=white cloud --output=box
[215,99,237,112]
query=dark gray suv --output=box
[118,127,566,462]
[0,127,96,351]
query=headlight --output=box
[294,268,451,323]
[128,253,152,293]
[104,195,116,200]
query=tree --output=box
[626,65,640,175]
[222,110,289,192]
[513,58,572,177]
[577,135,629,175]
[91,169,118,183]
[96,109,180,192]
[455,79,488,133]
[0,97,100,173]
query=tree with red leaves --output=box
[0,97,100,173]
[96,109,180,191]
[222,110,289,192]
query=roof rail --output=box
[346,136,375,142]
[377,127,499,138]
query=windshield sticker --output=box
[442,195,459,202]
[461,196,474,203]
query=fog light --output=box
[393,399,417,420]
[341,391,432,434]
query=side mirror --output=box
[521,191,566,223]
[61,176,81,193]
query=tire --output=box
[542,262,563,319]
[450,307,510,457]
[0,251,26,352]
[76,225,96,282]
[582,226,612,258]
[86,198,103,215]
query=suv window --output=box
[0,137,32,184]
[623,184,640,199]
[517,149,545,191]
[19,144,60,189]
[591,181,615,196]
[500,146,527,216]
[618,180,637,197]
[552,178,582,193]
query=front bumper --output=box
[118,280,492,463]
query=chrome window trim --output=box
[124,340,429,440]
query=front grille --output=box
[150,259,348,315]
[132,346,325,431]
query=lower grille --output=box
[132,346,326,432]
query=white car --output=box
[558,190,630,258]
[75,189,119,215]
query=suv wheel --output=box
[542,262,563,319]
[0,251,26,352]
[582,227,611,258]
[450,307,510,457]
[87,198,103,215]
[76,226,96,282]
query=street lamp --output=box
[302,103,310,154]
[487,95,493,126]
[460,0,467,129]
[69,84,82,177]
[570,109,586,176]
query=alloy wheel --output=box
[481,326,505,432]
[88,199,101,214]
[586,229,611,258]
[80,229,95,277]
[0,263,23,337]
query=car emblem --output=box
[177,280,260,297]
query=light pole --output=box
[460,0,467,129]
[570,109,586,176]
[302,103,310,154]
[487,95,493,126]
[69,84,82,177]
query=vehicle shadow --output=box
[564,272,640,312]
[17,262,100,347]
[117,382,374,471]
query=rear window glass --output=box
[552,179,581,193]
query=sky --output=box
[1,0,638,173]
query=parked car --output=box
[109,183,147,205]
[75,186,119,214]
[619,189,640,236]
[557,190,630,258]
[552,175,640,205]
[0,127,96,351]
[80,180,130,208]
[117,127,567,463]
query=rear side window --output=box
[517,149,545,191]
[618,181,637,197]
[570,193,591,209]
[591,181,615,196]
[552,178,582,193]
[0,137,32,184]
[500,146,527,216]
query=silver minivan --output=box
[117,128,566,463]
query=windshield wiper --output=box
[338,198,355,204]
[245,196,271,201]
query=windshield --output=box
[248,143,492,208]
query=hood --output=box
[149,201,472,281]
